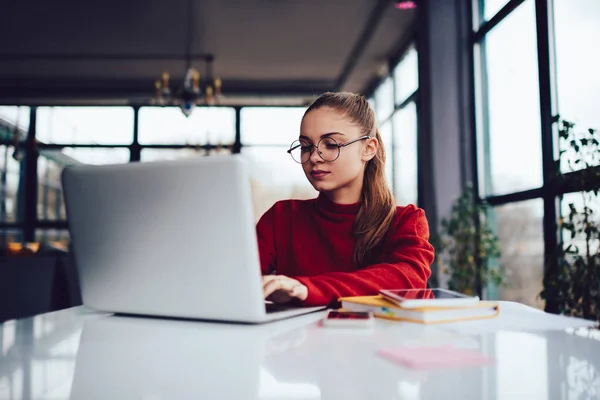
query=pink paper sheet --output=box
[378,345,495,369]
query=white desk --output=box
[1,303,598,400]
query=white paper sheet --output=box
[438,301,598,335]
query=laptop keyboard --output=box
[265,302,297,313]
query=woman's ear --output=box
[361,137,378,162]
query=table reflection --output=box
[1,312,84,400]
[1,309,600,400]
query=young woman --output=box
[258,92,434,307]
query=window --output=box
[0,229,22,246]
[553,0,600,169]
[392,102,418,206]
[477,0,543,196]
[141,149,207,162]
[37,149,130,220]
[38,155,65,221]
[482,0,512,21]
[35,229,70,248]
[374,77,394,123]
[59,148,131,165]
[559,192,600,259]
[241,107,315,221]
[493,199,545,309]
[241,107,305,146]
[369,42,420,206]
[0,106,30,133]
[367,97,375,110]
[379,121,394,189]
[472,0,597,311]
[393,45,418,104]
[241,147,316,222]
[37,107,134,144]
[139,107,235,145]
[0,145,22,222]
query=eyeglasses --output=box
[287,135,371,164]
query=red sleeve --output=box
[294,208,434,307]
[256,205,276,275]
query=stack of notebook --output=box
[338,295,499,324]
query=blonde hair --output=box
[304,92,396,265]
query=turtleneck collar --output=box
[315,192,362,214]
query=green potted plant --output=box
[541,117,600,323]
[435,183,503,296]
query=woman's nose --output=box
[308,145,322,163]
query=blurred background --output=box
[0,0,598,320]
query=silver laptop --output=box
[62,155,325,323]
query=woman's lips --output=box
[310,170,330,179]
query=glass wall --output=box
[559,192,600,261]
[379,121,394,188]
[37,148,131,222]
[393,45,418,104]
[374,77,395,124]
[482,0,511,21]
[0,145,21,223]
[0,106,30,133]
[372,42,420,207]
[0,106,29,242]
[473,0,600,309]
[0,229,22,247]
[35,107,134,226]
[393,102,418,206]
[3,55,422,245]
[553,0,600,174]
[35,229,70,248]
[37,107,133,144]
[240,107,316,221]
[494,199,545,308]
[139,107,235,146]
[477,0,543,196]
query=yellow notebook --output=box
[339,295,500,324]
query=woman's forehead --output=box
[300,108,359,137]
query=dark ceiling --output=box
[0,0,416,105]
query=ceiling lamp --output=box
[152,54,222,117]
[150,0,222,117]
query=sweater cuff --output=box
[295,276,339,308]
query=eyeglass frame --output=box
[286,134,372,164]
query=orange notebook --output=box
[338,295,499,324]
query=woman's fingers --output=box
[263,276,292,299]
[262,275,307,302]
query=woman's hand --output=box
[262,275,308,304]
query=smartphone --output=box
[322,310,375,328]
[379,288,479,309]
